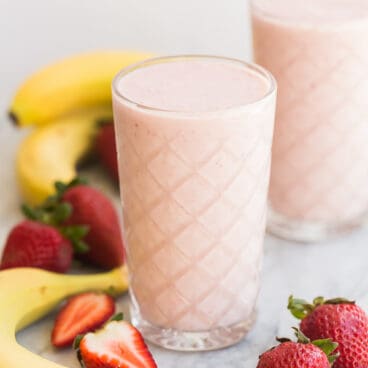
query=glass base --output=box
[267,206,367,243]
[130,305,256,351]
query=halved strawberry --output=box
[76,320,157,368]
[51,292,115,348]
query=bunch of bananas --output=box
[1,51,148,368]
[10,50,152,204]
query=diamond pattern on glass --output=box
[117,105,274,331]
[254,20,368,223]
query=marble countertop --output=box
[1,121,368,367]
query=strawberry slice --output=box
[52,292,115,348]
[77,320,157,368]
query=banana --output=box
[16,107,112,205]
[0,266,128,368]
[9,50,152,126]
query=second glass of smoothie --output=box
[112,55,276,351]
[252,0,368,242]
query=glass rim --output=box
[112,54,276,115]
[250,0,368,28]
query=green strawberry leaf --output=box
[312,338,339,366]
[22,177,88,224]
[288,295,356,321]
[325,297,355,305]
[53,202,73,223]
[313,296,325,306]
[22,203,55,224]
[62,225,90,240]
[22,204,41,221]
[291,327,339,366]
[327,352,340,366]
[313,339,338,356]
[276,327,339,367]
[54,177,88,201]
[73,240,89,254]
[55,181,68,195]
[21,177,92,255]
[61,225,90,253]
[109,312,124,322]
[288,295,314,319]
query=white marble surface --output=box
[1,120,368,367]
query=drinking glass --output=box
[252,0,368,242]
[112,55,276,350]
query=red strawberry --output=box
[95,123,119,182]
[76,320,157,368]
[257,328,338,368]
[52,292,115,348]
[22,178,125,269]
[62,184,124,269]
[288,296,368,368]
[0,220,72,273]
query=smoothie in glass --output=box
[112,56,276,350]
[252,0,368,241]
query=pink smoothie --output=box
[113,57,276,332]
[252,0,368,227]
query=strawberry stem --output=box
[287,295,315,320]
[292,327,310,344]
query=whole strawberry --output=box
[95,123,119,182]
[22,178,125,269]
[257,328,338,368]
[288,296,368,368]
[62,184,124,268]
[0,220,72,273]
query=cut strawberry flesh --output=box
[80,321,157,368]
[52,292,115,348]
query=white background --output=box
[1,0,252,112]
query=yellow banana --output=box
[9,50,152,126]
[16,107,112,205]
[0,266,128,368]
